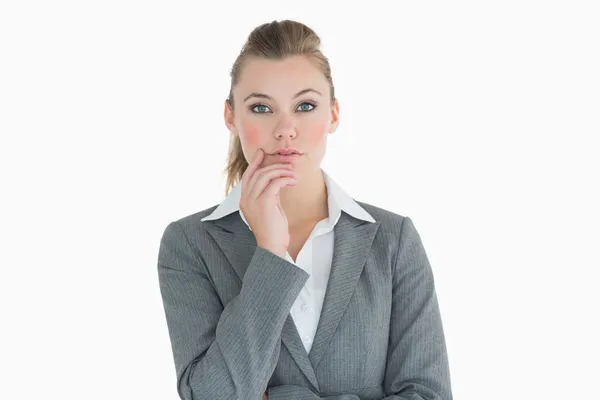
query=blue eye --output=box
[298,102,316,112]
[249,102,317,114]
[251,104,270,113]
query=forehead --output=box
[236,55,327,96]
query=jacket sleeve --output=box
[381,216,453,399]
[267,384,360,399]
[157,220,309,400]
[267,217,453,400]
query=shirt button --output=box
[301,303,308,311]
[303,336,311,343]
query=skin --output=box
[224,55,340,228]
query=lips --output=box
[271,147,302,155]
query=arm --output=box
[267,385,361,399]
[267,217,453,400]
[157,221,309,400]
[381,216,453,399]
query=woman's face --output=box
[225,55,339,176]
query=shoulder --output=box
[159,203,221,242]
[352,199,423,248]
[173,204,220,228]
[353,200,429,277]
[354,199,409,232]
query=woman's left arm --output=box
[266,217,454,400]
[380,216,453,400]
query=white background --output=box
[1,1,599,399]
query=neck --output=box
[279,167,329,227]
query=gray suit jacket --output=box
[157,201,453,400]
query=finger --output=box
[249,169,297,200]
[241,149,265,187]
[242,152,291,194]
[244,162,293,197]
[260,176,299,199]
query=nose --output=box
[274,114,297,139]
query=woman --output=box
[157,19,453,400]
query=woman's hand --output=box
[262,392,268,400]
[239,148,298,258]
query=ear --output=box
[224,99,237,136]
[328,98,340,133]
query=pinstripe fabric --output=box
[157,202,453,400]
[200,169,376,357]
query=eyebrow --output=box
[243,88,323,103]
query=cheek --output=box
[240,122,261,147]
[307,122,329,146]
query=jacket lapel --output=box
[308,212,380,369]
[204,210,380,389]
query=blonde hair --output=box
[223,19,336,196]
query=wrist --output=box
[257,244,286,259]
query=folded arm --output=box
[158,221,309,400]
[267,217,453,400]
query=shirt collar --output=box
[200,169,375,228]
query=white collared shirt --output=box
[201,169,375,354]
